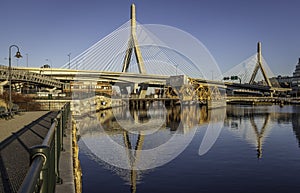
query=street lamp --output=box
[8,45,22,116]
[46,58,52,76]
[26,53,28,67]
[67,53,71,69]
[45,58,52,67]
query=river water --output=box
[77,104,300,193]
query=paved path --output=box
[0,111,48,142]
[0,111,57,193]
[0,110,75,193]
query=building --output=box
[291,58,300,96]
[270,58,300,97]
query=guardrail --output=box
[0,65,63,88]
[18,102,70,193]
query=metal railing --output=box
[0,65,63,88]
[18,102,70,193]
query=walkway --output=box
[0,111,57,193]
[0,111,48,141]
[55,112,76,193]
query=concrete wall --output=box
[71,96,125,116]
[34,96,125,114]
[34,100,70,111]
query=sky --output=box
[0,0,299,76]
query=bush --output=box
[0,91,41,111]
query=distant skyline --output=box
[0,0,299,76]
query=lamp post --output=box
[26,53,28,67]
[8,45,22,116]
[67,53,71,69]
[46,58,52,76]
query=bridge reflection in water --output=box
[225,105,300,159]
[77,105,300,193]
[77,103,219,192]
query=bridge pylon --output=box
[249,42,272,87]
[122,4,146,74]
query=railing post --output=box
[61,107,66,137]
[57,114,64,151]
[53,118,63,185]
[30,145,49,193]
[60,107,66,136]
[63,102,70,132]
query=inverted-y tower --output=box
[122,4,146,74]
[249,42,272,87]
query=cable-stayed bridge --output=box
[0,4,291,106]
[222,42,291,96]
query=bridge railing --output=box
[0,66,63,88]
[18,102,70,193]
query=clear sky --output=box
[0,0,299,76]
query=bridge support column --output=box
[0,85,3,95]
[134,107,139,122]
[130,100,135,109]
[133,83,139,94]
[170,99,174,107]
[142,100,147,109]
[139,84,148,99]
[120,85,129,96]
[146,100,150,109]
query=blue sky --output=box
[0,0,299,76]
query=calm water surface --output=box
[77,104,300,193]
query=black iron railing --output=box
[18,102,70,193]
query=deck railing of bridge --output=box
[0,65,63,88]
[18,102,70,193]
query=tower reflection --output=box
[78,105,300,193]
[225,105,272,159]
[77,104,215,193]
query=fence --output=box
[18,102,70,193]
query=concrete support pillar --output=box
[139,84,148,99]
[141,101,146,109]
[134,83,139,94]
[134,107,139,123]
[0,85,3,95]
[120,86,128,95]
[130,100,135,109]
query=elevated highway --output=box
[16,67,169,85]
[225,82,291,94]
[0,65,63,88]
